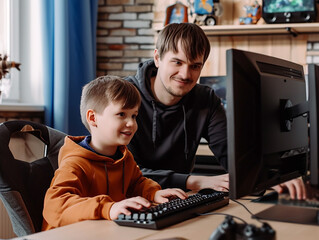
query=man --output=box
[126,23,305,199]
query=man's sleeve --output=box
[138,167,190,190]
[207,94,228,171]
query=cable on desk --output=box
[230,198,266,223]
[198,212,247,225]
[200,197,270,224]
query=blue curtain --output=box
[40,0,98,135]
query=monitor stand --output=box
[255,204,319,225]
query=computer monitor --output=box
[226,48,309,198]
[226,49,319,225]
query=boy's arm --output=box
[125,156,162,201]
[42,158,114,230]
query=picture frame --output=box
[164,2,188,26]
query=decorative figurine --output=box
[0,54,21,79]
[0,54,21,102]
[239,0,262,25]
[188,0,223,26]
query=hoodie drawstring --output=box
[151,100,157,147]
[182,105,188,160]
[104,163,109,195]
[122,161,125,194]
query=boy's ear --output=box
[154,49,160,68]
[87,109,97,127]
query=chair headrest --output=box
[1,120,50,145]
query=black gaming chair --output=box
[0,120,66,236]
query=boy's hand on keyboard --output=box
[154,188,188,203]
[109,196,151,220]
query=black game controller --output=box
[209,216,276,240]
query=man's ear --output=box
[87,109,97,127]
[154,49,160,68]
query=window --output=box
[0,0,19,103]
[0,0,43,105]
[0,0,9,54]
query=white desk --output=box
[12,197,319,240]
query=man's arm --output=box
[139,167,189,190]
[186,173,229,192]
[206,94,228,170]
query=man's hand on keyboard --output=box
[154,188,187,203]
[272,177,307,200]
[110,196,151,220]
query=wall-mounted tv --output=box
[262,0,317,23]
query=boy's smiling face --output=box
[88,101,139,156]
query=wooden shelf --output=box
[154,23,319,37]
[201,23,319,36]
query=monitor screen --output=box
[226,48,309,200]
[262,0,317,23]
[263,0,315,13]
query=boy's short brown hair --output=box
[156,23,211,63]
[80,75,141,131]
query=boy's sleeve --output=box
[125,155,162,202]
[42,158,114,230]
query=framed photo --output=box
[164,2,188,26]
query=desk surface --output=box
[12,196,319,240]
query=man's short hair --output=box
[80,75,141,131]
[156,23,210,63]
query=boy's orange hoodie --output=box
[42,136,161,230]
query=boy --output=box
[42,75,187,230]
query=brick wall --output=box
[96,0,182,77]
[97,0,152,77]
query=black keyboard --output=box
[114,191,229,229]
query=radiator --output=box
[0,200,16,239]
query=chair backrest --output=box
[0,120,66,236]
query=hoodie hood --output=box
[60,136,127,166]
[126,59,157,102]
